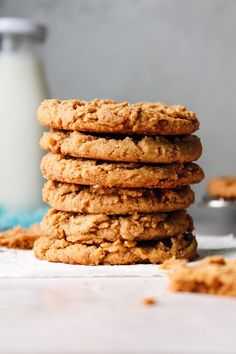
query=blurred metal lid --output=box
[0,17,46,40]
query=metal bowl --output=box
[191,195,236,236]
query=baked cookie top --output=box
[43,181,194,214]
[40,130,202,164]
[38,99,199,136]
[41,153,204,189]
[34,232,197,265]
[40,208,193,243]
[208,177,236,199]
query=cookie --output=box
[43,181,195,214]
[168,256,236,297]
[208,177,236,199]
[40,130,202,163]
[40,209,193,243]
[41,153,204,189]
[0,224,41,250]
[38,99,199,136]
[33,232,197,265]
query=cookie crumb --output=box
[0,224,42,250]
[160,257,188,270]
[168,256,236,297]
[142,297,157,306]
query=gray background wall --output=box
[1,0,236,199]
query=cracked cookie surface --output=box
[40,130,202,163]
[40,209,193,243]
[33,232,197,265]
[43,181,195,214]
[38,99,199,135]
[41,153,204,188]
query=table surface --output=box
[1,234,236,354]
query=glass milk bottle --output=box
[0,18,48,210]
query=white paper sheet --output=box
[0,234,236,278]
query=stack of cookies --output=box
[34,99,204,265]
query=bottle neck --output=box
[0,33,39,53]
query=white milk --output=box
[0,31,48,209]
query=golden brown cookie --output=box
[168,256,236,297]
[40,130,202,163]
[33,232,197,265]
[208,177,236,199]
[38,99,199,136]
[0,224,41,250]
[41,153,204,189]
[43,181,195,214]
[40,209,193,243]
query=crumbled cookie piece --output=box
[168,256,236,297]
[142,297,157,306]
[160,257,187,270]
[0,224,41,250]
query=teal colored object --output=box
[0,206,49,231]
